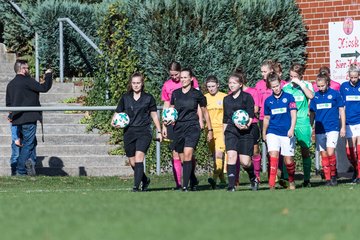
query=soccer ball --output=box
[162,107,178,123]
[112,112,130,128]
[232,109,249,126]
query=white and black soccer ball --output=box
[162,107,178,123]
[112,112,130,128]
[232,109,249,126]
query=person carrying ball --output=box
[161,61,201,189]
[111,72,162,192]
[223,73,259,191]
[167,68,213,191]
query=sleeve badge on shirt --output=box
[289,102,297,108]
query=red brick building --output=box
[296,0,360,81]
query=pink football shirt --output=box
[312,80,340,92]
[161,77,199,102]
[243,87,260,123]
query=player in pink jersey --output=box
[255,60,287,126]
[161,61,200,190]
[311,66,340,92]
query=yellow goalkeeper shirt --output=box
[205,91,227,129]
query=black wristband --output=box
[208,129,213,131]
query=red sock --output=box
[285,162,296,183]
[328,155,337,177]
[322,156,331,181]
[269,157,279,188]
[357,145,360,178]
[346,147,357,170]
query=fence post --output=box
[59,20,64,83]
[156,109,161,175]
[262,141,267,173]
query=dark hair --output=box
[290,63,305,79]
[233,66,248,85]
[266,72,281,89]
[14,59,28,73]
[273,62,282,75]
[316,72,331,87]
[168,61,181,72]
[205,75,219,84]
[127,72,145,93]
[180,68,194,87]
[318,66,330,76]
[229,72,246,90]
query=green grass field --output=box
[0,174,359,240]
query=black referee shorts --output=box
[225,124,254,156]
[173,121,201,154]
[166,124,176,151]
[123,126,152,157]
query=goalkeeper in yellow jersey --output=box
[205,75,228,189]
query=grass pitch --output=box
[0,174,359,240]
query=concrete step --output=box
[0,134,110,145]
[0,166,133,177]
[0,155,127,166]
[0,82,84,93]
[0,71,15,77]
[0,76,13,82]
[0,124,93,135]
[0,92,84,104]
[0,113,85,124]
[0,144,116,156]
[0,155,133,177]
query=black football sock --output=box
[183,161,192,189]
[134,162,144,189]
[227,164,236,188]
[244,163,256,181]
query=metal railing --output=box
[58,18,102,83]
[0,105,162,175]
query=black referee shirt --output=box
[170,87,207,123]
[223,90,254,126]
[116,92,157,127]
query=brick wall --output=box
[296,0,360,81]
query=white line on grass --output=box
[0,188,132,194]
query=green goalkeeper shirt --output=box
[283,80,314,125]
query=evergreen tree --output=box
[124,0,306,91]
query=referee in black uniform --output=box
[223,73,259,191]
[168,68,213,191]
[112,72,162,192]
